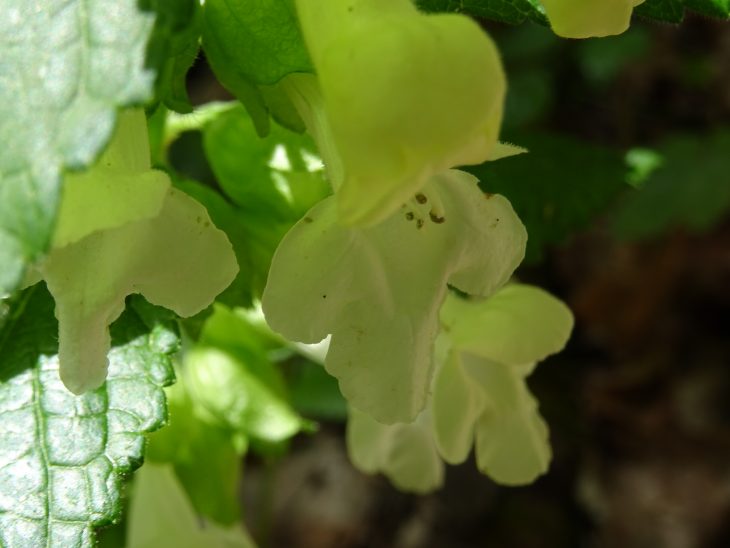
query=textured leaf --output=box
[633,0,730,21]
[634,0,684,22]
[0,285,176,548]
[263,170,526,423]
[415,0,548,25]
[416,0,728,25]
[293,0,507,225]
[0,0,158,296]
[127,463,255,548]
[467,132,627,262]
[612,131,730,240]
[685,0,730,17]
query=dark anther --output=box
[415,193,427,204]
[417,219,424,229]
[405,212,415,221]
[429,211,445,224]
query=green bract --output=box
[262,169,526,423]
[346,284,574,491]
[540,0,646,38]
[293,0,506,226]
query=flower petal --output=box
[431,349,484,465]
[263,170,526,422]
[463,354,552,486]
[347,407,443,494]
[43,188,238,393]
[440,284,574,365]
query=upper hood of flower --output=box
[293,0,507,226]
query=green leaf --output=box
[415,0,728,25]
[202,0,312,86]
[634,0,684,21]
[170,104,329,308]
[200,0,312,135]
[149,304,308,523]
[0,0,159,296]
[203,106,326,220]
[187,305,307,443]
[466,132,628,262]
[127,463,255,548]
[0,285,176,548]
[612,130,730,240]
[286,361,348,422]
[262,170,526,423]
[415,0,548,25]
[143,0,202,113]
[635,0,729,22]
[174,178,283,309]
[685,0,730,17]
[147,370,243,526]
[576,27,650,86]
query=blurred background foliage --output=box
[99,9,730,548]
